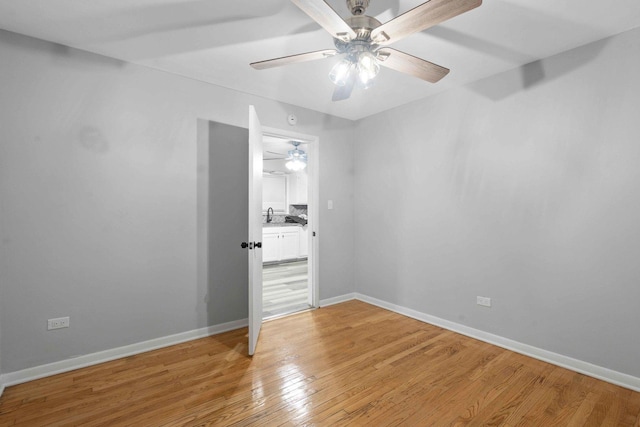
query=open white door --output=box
[248,105,263,356]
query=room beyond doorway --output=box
[261,128,318,319]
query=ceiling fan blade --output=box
[371,0,482,45]
[377,48,449,83]
[251,49,337,70]
[332,71,357,101]
[264,150,286,159]
[291,0,357,41]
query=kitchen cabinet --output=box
[262,229,280,263]
[299,226,309,257]
[280,228,300,260]
[263,175,287,212]
[262,226,306,263]
[287,171,308,205]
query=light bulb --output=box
[329,59,353,86]
[286,159,307,171]
[357,51,380,85]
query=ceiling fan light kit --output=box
[250,0,482,101]
[285,142,308,171]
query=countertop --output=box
[263,222,305,228]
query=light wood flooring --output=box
[262,260,310,319]
[1,300,639,426]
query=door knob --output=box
[241,242,261,249]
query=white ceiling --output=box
[1,0,639,120]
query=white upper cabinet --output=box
[263,175,287,212]
[288,171,308,205]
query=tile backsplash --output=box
[289,204,308,216]
[263,213,286,224]
[263,204,307,224]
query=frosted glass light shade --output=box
[357,51,379,85]
[329,59,353,86]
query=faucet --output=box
[266,207,274,223]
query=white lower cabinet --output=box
[262,226,306,262]
[262,229,281,263]
[299,226,309,257]
[280,228,300,260]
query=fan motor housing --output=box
[333,14,382,51]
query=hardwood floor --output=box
[262,260,310,319]
[1,300,639,426]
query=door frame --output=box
[262,126,320,309]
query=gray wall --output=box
[0,294,3,380]
[0,29,355,373]
[354,27,640,378]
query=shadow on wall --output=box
[470,41,607,102]
[455,1,610,101]
[442,34,615,238]
[421,0,610,101]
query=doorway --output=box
[261,128,318,319]
[196,117,319,346]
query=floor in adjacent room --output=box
[262,259,311,319]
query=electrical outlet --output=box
[476,296,491,307]
[47,316,70,330]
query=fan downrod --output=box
[347,0,370,15]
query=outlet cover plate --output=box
[48,316,70,330]
[477,296,491,307]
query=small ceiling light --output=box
[285,141,307,171]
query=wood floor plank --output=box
[262,260,309,318]
[1,300,639,426]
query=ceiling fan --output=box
[250,0,482,101]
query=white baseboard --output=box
[0,318,248,389]
[3,294,639,394]
[319,293,356,307]
[355,293,640,392]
